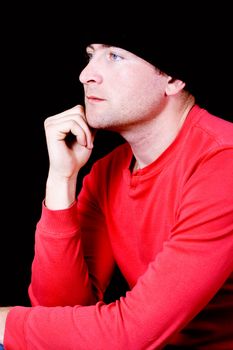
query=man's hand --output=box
[44,104,95,210]
[0,307,11,344]
[44,104,94,179]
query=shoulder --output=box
[191,105,233,147]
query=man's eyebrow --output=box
[86,44,110,50]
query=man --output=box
[1,26,233,349]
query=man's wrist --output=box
[45,176,77,210]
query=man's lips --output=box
[86,96,105,102]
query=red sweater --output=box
[5,105,233,349]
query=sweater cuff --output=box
[4,306,31,350]
[37,200,79,235]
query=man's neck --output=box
[123,94,195,170]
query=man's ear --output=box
[165,76,186,96]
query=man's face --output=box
[79,44,169,133]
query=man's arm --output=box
[28,198,115,307]
[28,104,109,307]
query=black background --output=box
[1,6,232,306]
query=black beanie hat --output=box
[81,25,188,78]
[78,11,218,97]
[79,20,204,95]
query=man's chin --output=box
[86,114,104,130]
[85,118,100,130]
[85,114,119,132]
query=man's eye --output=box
[109,52,123,61]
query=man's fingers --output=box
[44,105,94,149]
[46,119,92,149]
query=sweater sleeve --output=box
[4,149,233,349]
[28,198,115,307]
